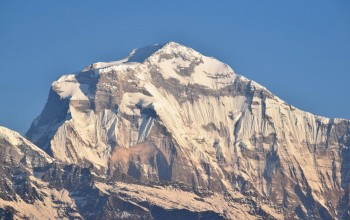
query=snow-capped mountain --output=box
[1,42,350,219]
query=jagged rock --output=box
[2,42,350,219]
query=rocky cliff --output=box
[2,41,350,219]
[1,126,271,219]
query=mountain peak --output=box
[78,42,236,91]
[145,41,201,62]
[0,126,26,146]
[0,126,52,164]
[83,41,187,71]
[22,42,350,219]
[127,41,191,62]
[128,41,192,61]
[83,41,229,70]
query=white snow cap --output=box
[51,74,89,100]
[145,41,236,88]
[84,41,236,76]
[52,41,239,100]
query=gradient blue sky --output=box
[1,1,349,134]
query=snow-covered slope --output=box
[0,126,52,166]
[25,41,350,219]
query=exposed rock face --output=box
[0,126,270,219]
[18,41,350,219]
[0,127,82,219]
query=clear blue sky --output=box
[1,1,349,134]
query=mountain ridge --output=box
[1,42,350,219]
[75,41,347,122]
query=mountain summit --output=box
[1,42,350,219]
[26,41,239,170]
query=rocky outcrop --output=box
[23,41,350,219]
[0,127,82,219]
[1,126,278,219]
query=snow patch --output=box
[52,74,89,100]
